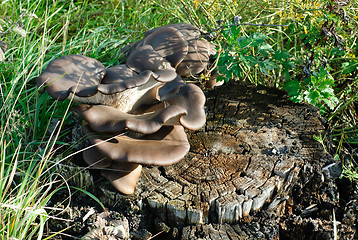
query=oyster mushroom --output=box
[122,23,216,77]
[72,76,205,194]
[154,23,216,76]
[37,54,178,112]
[37,54,106,100]
[142,26,188,68]
[83,146,142,195]
[102,162,142,195]
[72,104,188,134]
[159,83,206,130]
[83,125,190,166]
[80,116,191,194]
[37,23,210,195]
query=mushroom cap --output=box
[82,137,142,195]
[84,125,190,165]
[72,104,187,134]
[37,55,106,100]
[101,162,142,195]
[143,26,188,68]
[94,64,178,112]
[144,23,200,42]
[176,39,216,77]
[115,23,216,78]
[98,67,157,95]
[83,146,112,169]
[141,23,215,77]
[126,45,174,73]
[37,55,178,108]
[160,83,206,130]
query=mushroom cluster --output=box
[37,23,215,194]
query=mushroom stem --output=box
[101,163,142,195]
[69,75,164,112]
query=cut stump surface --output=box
[130,80,329,225]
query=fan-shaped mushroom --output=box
[83,146,142,194]
[37,23,211,195]
[37,54,106,100]
[83,125,190,166]
[122,23,216,77]
[37,54,178,112]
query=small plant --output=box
[342,160,358,182]
[282,1,357,114]
[214,20,295,85]
[283,66,339,114]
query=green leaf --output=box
[323,97,338,110]
[240,54,256,69]
[283,79,303,102]
[342,61,358,75]
[259,42,273,52]
[259,59,277,74]
[304,89,321,105]
[249,32,267,47]
[237,36,252,49]
[273,50,291,61]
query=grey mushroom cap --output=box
[120,23,215,77]
[82,141,142,195]
[72,104,187,134]
[83,145,112,169]
[101,162,142,195]
[120,23,198,64]
[143,26,188,68]
[38,56,181,113]
[98,68,158,95]
[95,64,179,112]
[84,125,190,166]
[161,83,206,130]
[144,23,201,43]
[37,54,106,100]
[126,45,174,73]
[176,38,216,77]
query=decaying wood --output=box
[50,80,357,240]
[129,80,330,226]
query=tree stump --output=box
[55,80,358,240]
[129,80,329,226]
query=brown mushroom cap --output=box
[37,55,178,109]
[126,45,174,73]
[120,23,198,66]
[83,146,112,169]
[84,125,190,165]
[101,162,142,195]
[136,23,215,77]
[82,140,142,195]
[37,55,106,100]
[72,104,187,134]
[143,26,188,68]
[101,162,142,194]
[176,38,216,77]
[160,83,206,130]
[122,23,215,77]
[95,64,178,112]
[144,23,200,42]
[98,67,157,95]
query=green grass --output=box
[0,0,357,238]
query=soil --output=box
[46,80,358,240]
